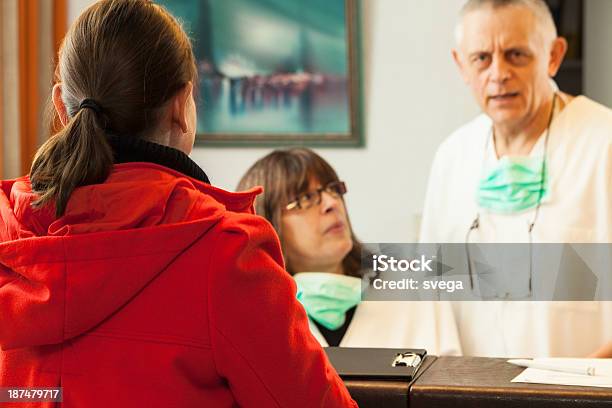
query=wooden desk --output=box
[342,356,436,408]
[410,357,612,407]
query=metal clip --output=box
[391,352,422,368]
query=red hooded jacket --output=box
[0,162,357,407]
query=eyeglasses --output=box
[464,94,557,300]
[465,216,536,300]
[285,181,347,211]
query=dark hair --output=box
[30,0,197,217]
[237,148,365,277]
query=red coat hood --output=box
[0,162,261,350]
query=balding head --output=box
[455,0,557,46]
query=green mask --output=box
[477,156,548,213]
[294,272,362,330]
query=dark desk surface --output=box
[342,355,436,408]
[410,357,612,407]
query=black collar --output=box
[106,134,210,184]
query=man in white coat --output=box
[420,0,612,357]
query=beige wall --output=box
[584,0,612,108]
[2,0,20,179]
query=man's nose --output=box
[489,55,511,84]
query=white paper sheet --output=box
[511,358,612,388]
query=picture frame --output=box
[157,0,363,147]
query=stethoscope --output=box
[464,93,558,296]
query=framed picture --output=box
[156,0,363,147]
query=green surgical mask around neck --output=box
[477,155,548,213]
[294,272,362,331]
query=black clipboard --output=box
[324,347,427,381]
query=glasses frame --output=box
[285,181,347,211]
[465,217,535,300]
[465,93,557,300]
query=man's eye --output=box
[507,50,529,65]
[472,54,490,67]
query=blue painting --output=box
[156,0,361,146]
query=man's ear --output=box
[452,49,469,84]
[171,82,193,133]
[52,83,69,126]
[548,37,568,77]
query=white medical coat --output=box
[308,301,461,355]
[420,96,612,357]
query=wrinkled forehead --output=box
[459,5,545,53]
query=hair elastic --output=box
[78,98,103,115]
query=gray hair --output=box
[455,0,557,46]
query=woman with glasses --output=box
[238,148,460,352]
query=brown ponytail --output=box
[31,106,113,216]
[30,0,197,217]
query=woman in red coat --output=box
[0,1,356,407]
